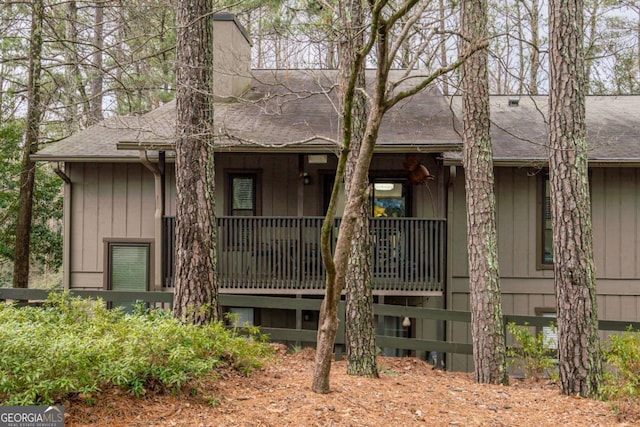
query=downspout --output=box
[139,151,163,291]
[295,154,304,346]
[53,162,71,289]
[445,164,457,370]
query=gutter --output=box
[53,162,71,184]
[117,140,464,154]
[139,151,164,292]
[442,157,640,167]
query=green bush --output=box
[602,327,640,416]
[506,322,557,381]
[0,292,273,405]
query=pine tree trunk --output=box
[13,0,44,289]
[461,0,508,385]
[344,200,377,377]
[529,0,540,94]
[89,1,104,125]
[339,0,378,379]
[63,0,79,133]
[548,0,601,397]
[439,0,449,95]
[172,0,218,324]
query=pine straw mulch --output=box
[65,346,638,427]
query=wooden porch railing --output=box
[163,216,446,294]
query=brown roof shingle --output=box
[444,95,640,165]
[34,70,462,161]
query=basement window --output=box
[105,240,152,312]
[535,308,557,350]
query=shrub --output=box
[506,322,557,381]
[602,328,640,420]
[0,292,273,405]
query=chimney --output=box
[213,13,252,101]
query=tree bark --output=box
[312,2,478,393]
[338,0,378,379]
[439,0,449,95]
[312,5,389,392]
[63,0,79,133]
[13,0,44,289]
[548,0,602,397]
[173,0,218,324]
[89,1,104,125]
[529,0,540,94]
[313,107,384,393]
[461,0,508,385]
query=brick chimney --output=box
[213,13,252,100]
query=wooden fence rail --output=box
[2,288,639,358]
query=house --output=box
[33,14,457,353]
[33,14,640,370]
[445,95,640,370]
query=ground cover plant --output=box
[508,322,640,421]
[0,292,273,405]
[601,327,640,420]
[506,322,557,381]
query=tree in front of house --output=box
[172,0,218,323]
[460,0,508,385]
[13,0,45,289]
[548,0,602,397]
[312,0,485,393]
[0,121,62,279]
[336,0,378,379]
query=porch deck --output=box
[163,217,445,295]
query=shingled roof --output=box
[444,95,640,165]
[33,74,640,164]
[33,69,462,162]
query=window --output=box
[371,181,407,217]
[229,174,257,216]
[226,172,260,249]
[538,173,553,269]
[538,171,593,269]
[535,308,558,350]
[323,176,410,217]
[227,307,254,327]
[105,240,152,312]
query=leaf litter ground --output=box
[66,345,637,426]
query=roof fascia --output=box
[30,155,150,163]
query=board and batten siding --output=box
[164,152,444,218]
[68,162,156,288]
[68,153,443,290]
[165,153,303,217]
[449,165,640,371]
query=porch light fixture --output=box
[301,172,312,185]
[402,298,411,328]
[374,183,394,191]
[402,316,411,328]
[308,154,327,164]
[508,97,520,107]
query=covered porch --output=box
[162,216,446,295]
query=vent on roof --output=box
[508,97,520,107]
